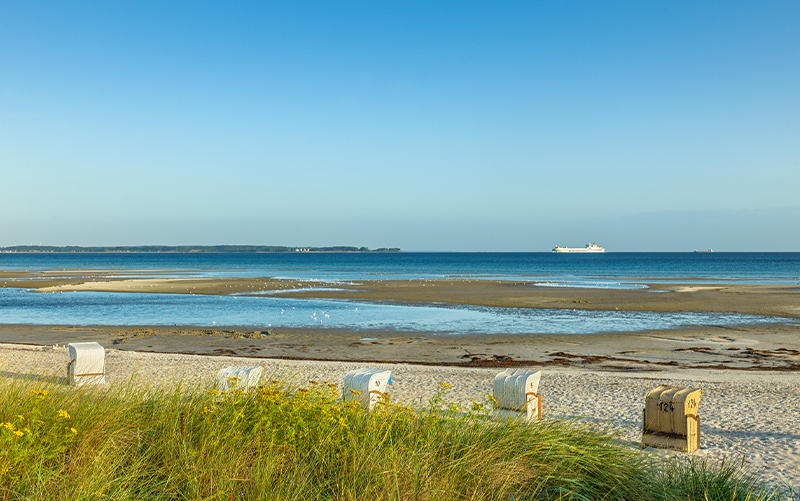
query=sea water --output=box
[2,251,800,281]
[1,252,798,334]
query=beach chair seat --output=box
[493,369,541,421]
[343,368,391,409]
[641,385,702,453]
[215,366,263,392]
[67,342,106,386]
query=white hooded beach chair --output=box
[215,366,263,392]
[492,369,541,421]
[67,342,106,386]
[343,368,391,409]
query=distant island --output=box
[0,245,400,253]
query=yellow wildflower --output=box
[349,389,361,395]
[69,428,78,435]
[4,422,15,431]
[438,382,451,389]
[13,430,23,438]
[57,409,70,419]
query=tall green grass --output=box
[0,372,786,500]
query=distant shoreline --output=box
[0,245,401,253]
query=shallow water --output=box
[0,288,790,335]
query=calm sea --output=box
[1,252,798,335]
[2,252,800,281]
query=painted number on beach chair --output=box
[657,401,675,413]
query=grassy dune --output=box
[0,374,785,500]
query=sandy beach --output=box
[2,342,798,490]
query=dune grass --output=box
[0,372,785,501]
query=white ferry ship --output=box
[552,243,605,253]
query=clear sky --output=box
[1,2,798,251]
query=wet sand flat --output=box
[2,271,800,318]
[1,270,800,371]
[1,323,799,372]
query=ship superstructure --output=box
[552,243,605,253]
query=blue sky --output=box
[1,2,798,251]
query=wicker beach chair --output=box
[67,342,106,385]
[641,385,702,452]
[492,369,541,421]
[215,366,263,392]
[343,368,391,409]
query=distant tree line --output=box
[0,245,401,253]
